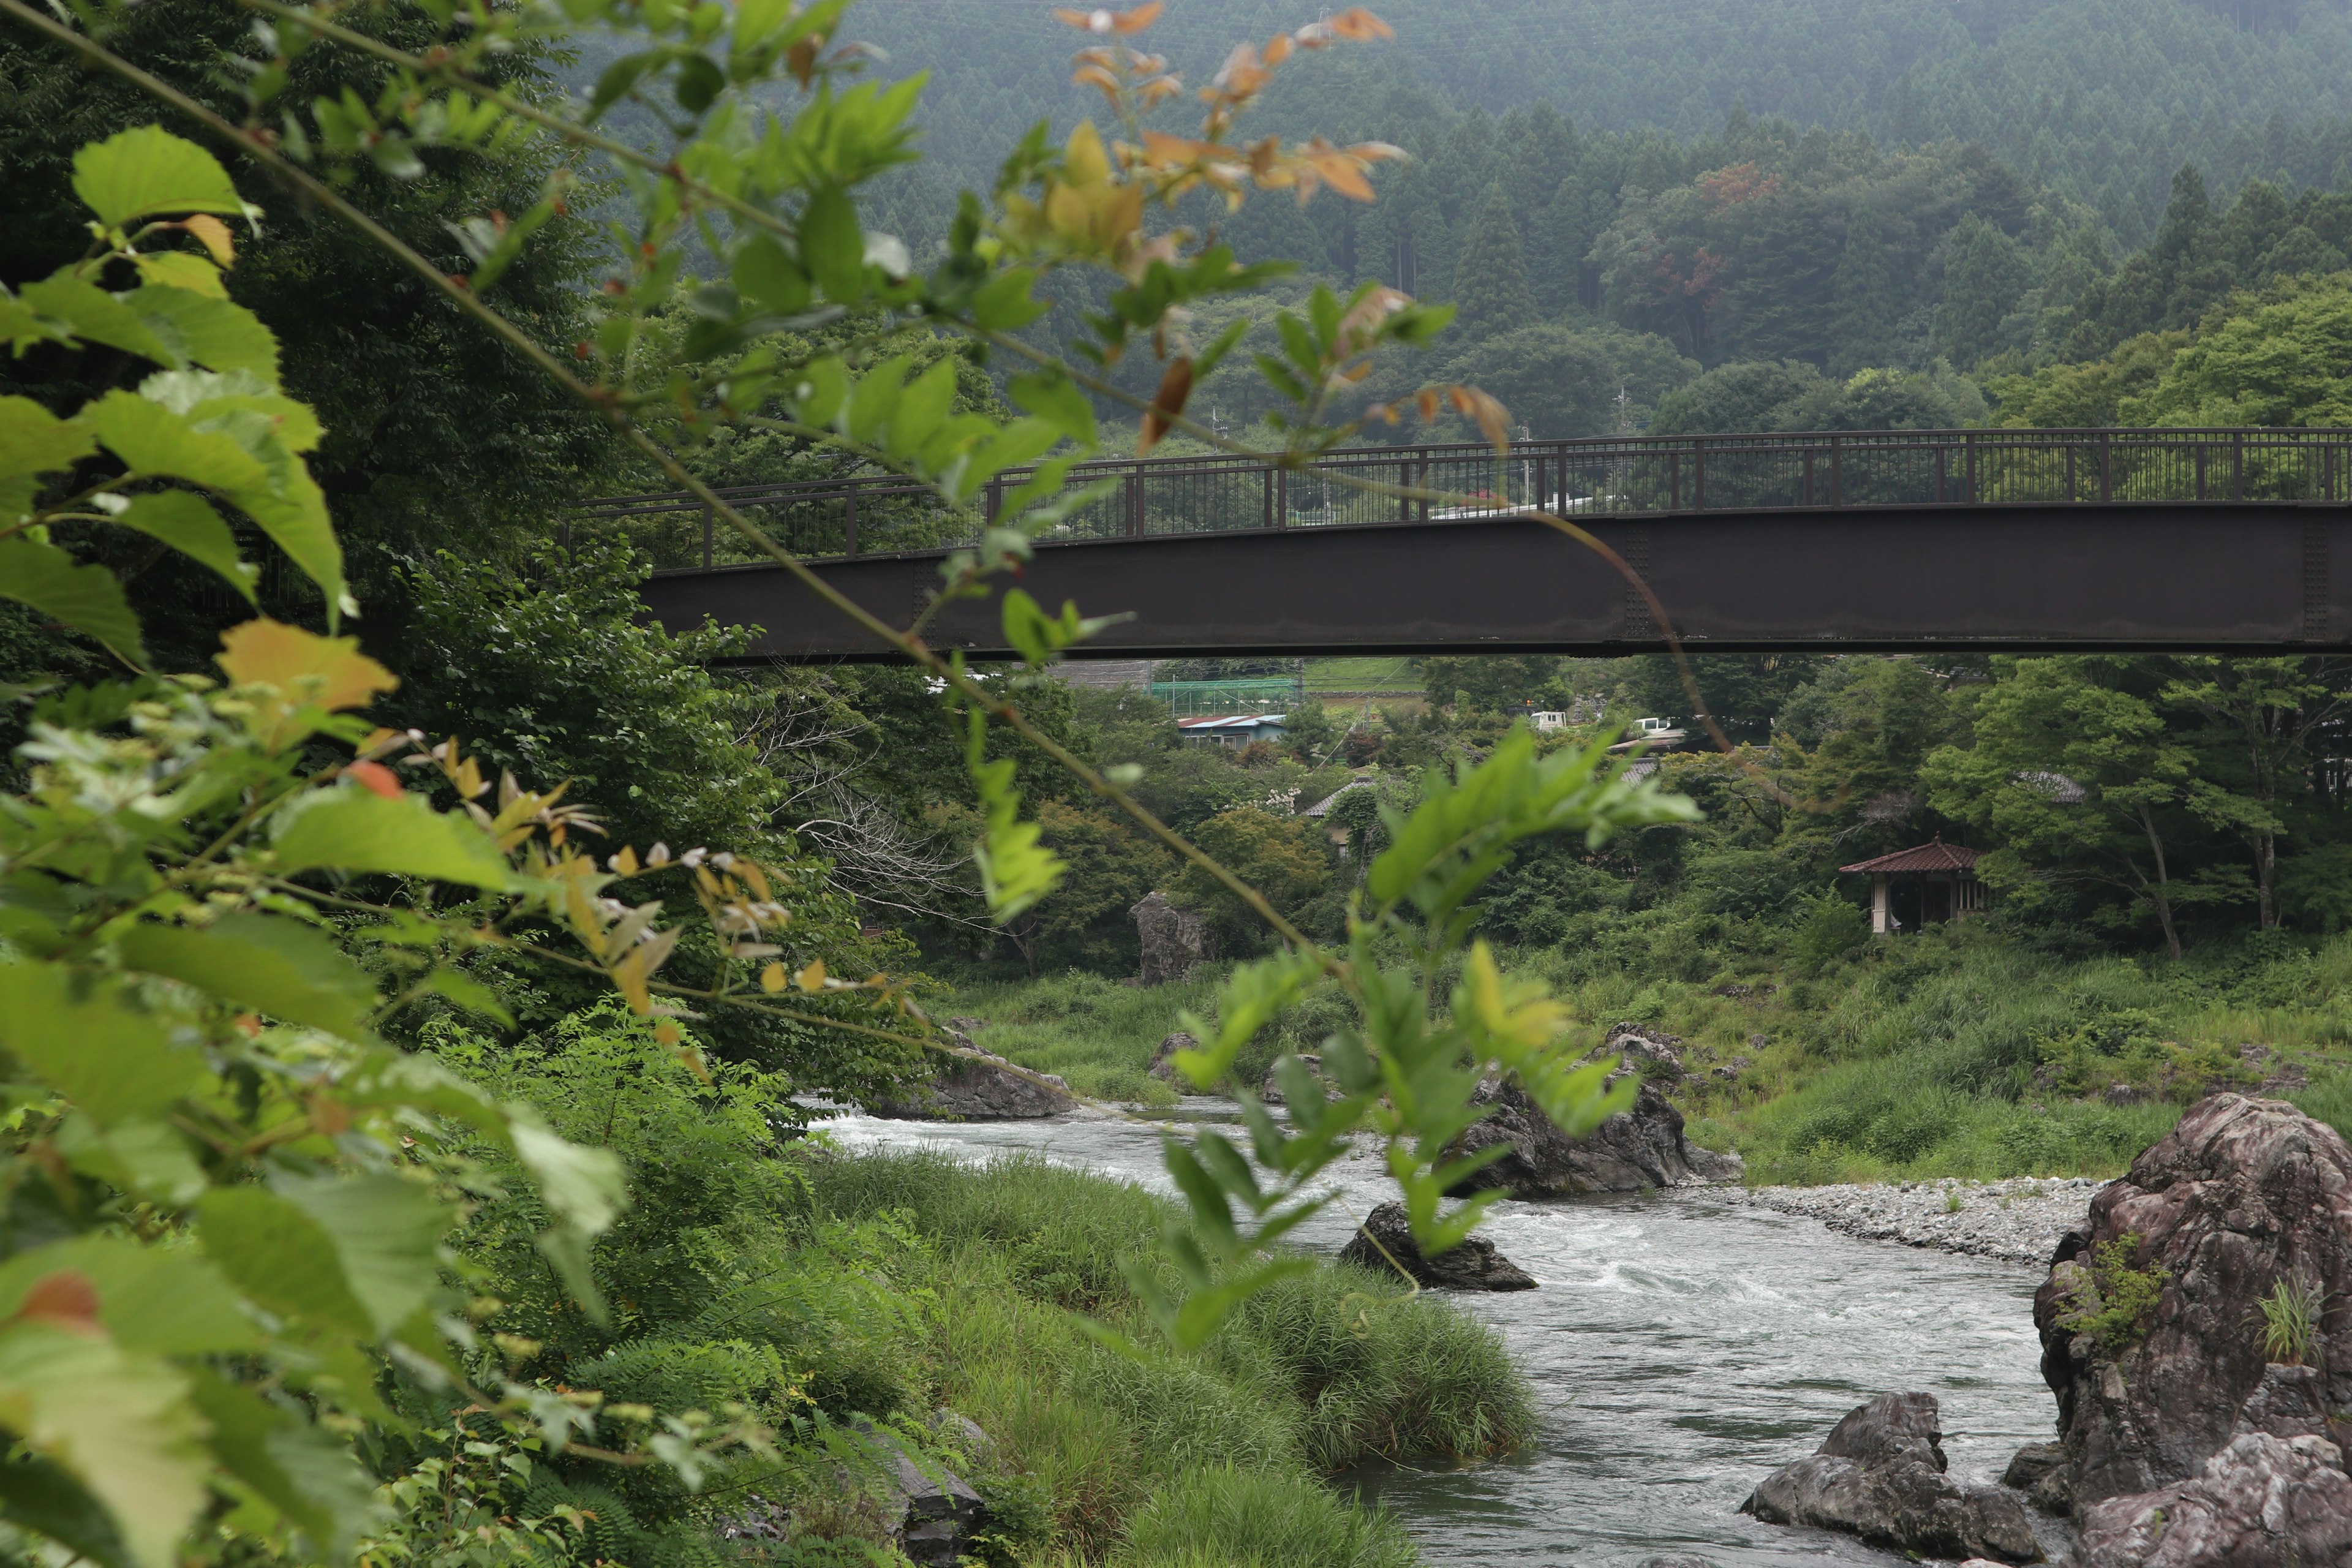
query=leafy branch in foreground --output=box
[0,9,1716,1559]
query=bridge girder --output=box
[637,504,2349,662]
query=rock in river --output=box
[869,1030,1074,1120]
[1339,1200,1537,1291]
[1448,1074,1740,1196]
[1740,1392,2040,1563]
[2031,1093,2352,1515]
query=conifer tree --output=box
[1453,181,1539,341]
[1931,214,2031,367]
[1830,204,1901,374]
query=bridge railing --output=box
[566,428,2352,570]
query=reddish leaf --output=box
[1139,356,1195,454]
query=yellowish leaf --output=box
[760,962,786,993]
[795,959,826,993]
[216,619,396,748]
[180,215,236,266]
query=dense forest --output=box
[861,0,2352,243]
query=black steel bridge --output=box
[569,429,2352,658]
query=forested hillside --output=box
[863,0,2352,244]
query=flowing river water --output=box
[813,1103,2067,1568]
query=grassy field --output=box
[948,969,1223,1105]
[946,933,2352,1186]
[1303,657,1423,695]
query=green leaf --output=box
[587,51,656,119]
[1173,947,1323,1088]
[1008,371,1096,449]
[0,963,202,1124]
[999,588,1129,668]
[968,266,1048,331]
[18,275,181,368]
[0,537,146,664]
[965,704,1064,921]
[197,1189,372,1340]
[731,233,811,315]
[88,389,342,613]
[0,1323,208,1568]
[268,786,512,889]
[0,1453,134,1568]
[117,913,379,1040]
[419,967,514,1027]
[187,1371,383,1561]
[274,1174,450,1338]
[507,1106,627,1239]
[0,394,94,481]
[801,184,865,303]
[53,1115,207,1208]
[0,1237,257,1355]
[123,287,280,382]
[72,125,246,229]
[109,491,254,600]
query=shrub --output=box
[2059,1235,2171,1355]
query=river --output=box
[813,1102,2066,1567]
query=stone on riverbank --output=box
[2032,1093,2352,1513]
[1448,1075,1740,1196]
[868,1031,1074,1119]
[2075,1433,2352,1568]
[1744,1177,2107,1265]
[1339,1201,1537,1291]
[1146,1030,1195,1082]
[1740,1392,2040,1563]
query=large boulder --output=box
[1740,1392,2040,1563]
[1131,891,1212,986]
[1448,1076,1738,1196]
[1338,1200,1537,1291]
[2076,1433,2352,1568]
[1146,1031,1196,1084]
[2030,1094,2352,1511]
[869,1031,1074,1120]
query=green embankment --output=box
[957,934,2352,1186]
[444,1014,1525,1567]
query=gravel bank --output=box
[1740,1177,2111,1265]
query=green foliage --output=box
[1987,331,2188,428]
[389,546,786,854]
[1931,213,2032,369]
[2121,274,2352,426]
[1651,358,1987,434]
[2058,1235,2171,1356]
[1174,807,1333,947]
[1450,182,1537,342]
[2256,1276,2323,1366]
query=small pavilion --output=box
[1839,836,1986,934]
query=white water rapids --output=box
[814,1103,2068,1567]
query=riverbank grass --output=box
[800,1147,1531,1562]
[952,933,2352,1185]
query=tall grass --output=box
[947,969,1218,1103]
[1114,1467,1419,1568]
[798,1148,1532,1562]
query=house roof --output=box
[1305,777,1374,817]
[1840,835,1981,875]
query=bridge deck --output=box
[577,429,2352,658]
